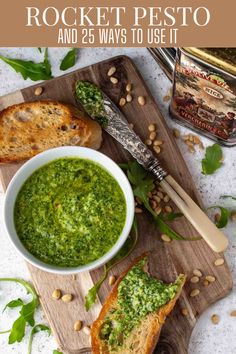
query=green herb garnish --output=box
[207,206,230,228]
[85,218,138,311]
[3,298,24,312]
[53,350,63,354]
[0,48,53,81]
[75,80,108,128]
[28,324,51,354]
[201,144,223,175]
[60,48,77,71]
[121,161,187,240]
[0,278,39,344]
[220,195,236,201]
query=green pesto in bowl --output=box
[14,158,126,267]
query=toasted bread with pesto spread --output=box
[0,101,102,163]
[91,255,186,354]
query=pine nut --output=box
[163,195,170,203]
[199,142,204,150]
[153,140,163,146]
[230,310,236,317]
[231,212,236,221]
[119,98,126,107]
[149,132,156,141]
[148,124,156,132]
[157,191,164,199]
[190,289,200,297]
[135,207,143,214]
[145,139,152,146]
[109,275,116,286]
[34,87,43,96]
[211,314,220,324]
[205,275,216,283]
[107,66,116,76]
[161,234,171,243]
[52,289,61,300]
[189,135,194,142]
[181,308,189,316]
[153,195,161,203]
[126,94,133,102]
[193,269,203,277]
[150,200,157,209]
[136,197,142,205]
[153,146,161,154]
[203,279,209,287]
[138,96,146,106]
[190,276,199,283]
[126,83,132,92]
[129,123,134,129]
[83,326,91,335]
[193,136,201,144]
[62,294,73,302]
[72,274,77,280]
[173,128,180,138]
[214,258,225,266]
[74,320,82,331]
[186,140,194,147]
[164,206,172,213]
[110,76,118,84]
[155,206,162,215]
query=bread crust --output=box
[0,101,102,163]
[91,254,186,354]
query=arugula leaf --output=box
[124,161,186,240]
[60,48,77,71]
[154,216,184,240]
[201,144,223,175]
[53,350,63,354]
[0,278,38,299]
[0,278,39,343]
[220,195,236,201]
[85,271,107,311]
[38,48,42,53]
[207,206,230,228]
[85,218,138,311]
[28,324,51,354]
[0,48,53,81]
[8,316,26,344]
[20,298,38,326]
[3,298,24,312]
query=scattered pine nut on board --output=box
[0,56,232,354]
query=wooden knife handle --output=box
[160,175,228,252]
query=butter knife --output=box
[76,83,228,253]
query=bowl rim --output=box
[4,146,134,275]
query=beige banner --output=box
[0,0,235,47]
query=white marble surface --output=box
[0,47,235,354]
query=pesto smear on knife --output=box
[14,158,126,267]
[75,80,108,127]
[100,258,180,351]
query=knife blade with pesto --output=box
[75,80,229,253]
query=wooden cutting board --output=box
[0,55,233,354]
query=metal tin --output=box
[148,48,236,146]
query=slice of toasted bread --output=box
[91,255,186,354]
[0,101,102,163]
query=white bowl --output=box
[4,147,134,274]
